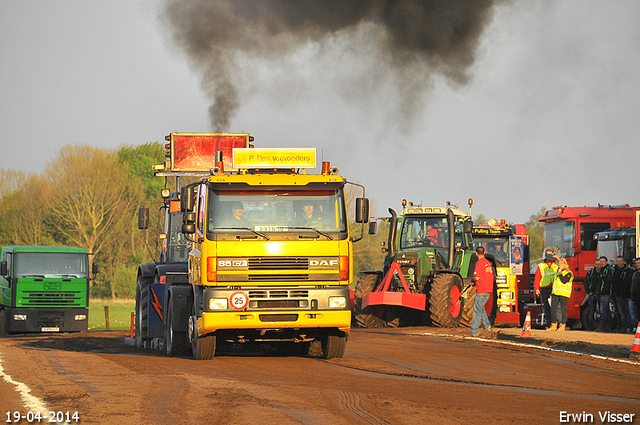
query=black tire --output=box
[192,332,216,360]
[460,285,477,327]
[429,274,464,328]
[135,275,153,348]
[354,274,385,328]
[165,298,188,356]
[460,283,497,328]
[0,308,7,337]
[306,340,323,357]
[581,305,595,331]
[321,333,347,359]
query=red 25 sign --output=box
[230,292,248,310]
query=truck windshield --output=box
[544,221,575,257]
[400,216,465,249]
[473,236,509,266]
[14,252,88,278]
[207,188,347,237]
[596,240,624,263]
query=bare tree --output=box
[0,173,52,245]
[0,169,32,200]
[44,145,143,292]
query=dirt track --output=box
[1,327,639,424]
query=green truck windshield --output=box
[14,252,89,278]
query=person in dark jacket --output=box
[583,260,602,331]
[630,259,640,330]
[611,256,633,333]
[597,256,614,332]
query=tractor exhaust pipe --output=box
[447,207,455,268]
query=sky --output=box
[1,0,639,224]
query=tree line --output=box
[0,142,545,298]
[0,143,165,298]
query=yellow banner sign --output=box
[233,148,316,169]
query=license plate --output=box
[41,327,60,332]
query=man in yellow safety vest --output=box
[534,249,558,329]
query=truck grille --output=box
[247,289,310,309]
[248,274,309,281]
[22,291,82,306]
[248,257,309,270]
[248,289,310,299]
[259,314,298,322]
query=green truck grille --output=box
[21,291,83,307]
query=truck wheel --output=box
[0,309,7,337]
[581,305,594,331]
[135,275,153,348]
[429,274,464,327]
[354,274,385,328]
[321,333,347,359]
[165,299,188,356]
[192,333,216,360]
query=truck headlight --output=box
[209,298,228,310]
[13,314,27,321]
[74,314,87,321]
[329,296,347,309]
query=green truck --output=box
[0,246,97,335]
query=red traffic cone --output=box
[631,322,640,355]
[519,311,532,338]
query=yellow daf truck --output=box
[167,141,368,359]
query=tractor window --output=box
[400,217,448,249]
[166,210,190,263]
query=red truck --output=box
[538,205,640,328]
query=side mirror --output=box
[181,186,195,212]
[463,219,473,233]
[92,262,99,275]
[355,198,369,223]
[0,261,6,276]
[138,206,149,230]
[368,221,377,235]
[182,223,196,234]
[184,211,196,225]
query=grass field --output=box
[88,299,135,332]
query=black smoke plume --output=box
[162,0,500,131]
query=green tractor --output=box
[355,200,492,328]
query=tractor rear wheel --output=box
[460,285,477,327]
[354,274,385,328]
[135,275,153,348]
[429,274,464,327]
[460,282,497,327]
[165,299,188,356]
